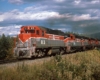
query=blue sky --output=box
[0,0,100,36]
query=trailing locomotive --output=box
[14,25,100,58]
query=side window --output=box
[42,31,44,36]
[31,30,35,33]
[21,31,23,33]
[36,30,39,35]
[25,30,28,33]
[30,27,35,33]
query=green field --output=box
[0,49,100,80]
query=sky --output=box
[0,0,100,36]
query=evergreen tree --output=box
[7,36,14,59]
[0,34,14,60]
[0,34,7,59]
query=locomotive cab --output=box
[20,26,46,37]
[18,26,47,42]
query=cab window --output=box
[30,30,35,33]
[36,30,39,35]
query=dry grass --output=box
[0,49,100,80]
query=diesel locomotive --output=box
[14,25,100,58]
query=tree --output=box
[0,34,14,60]
[0,34,8,59]
[6,36,14,59]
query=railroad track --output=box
[0,59,19,65]
[0,49,94,65]
[0,56,50,65]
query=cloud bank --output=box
[0,0,100,36]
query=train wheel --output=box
[66,46,71,53]
[47,49,52,56]
[41,50,45,57]
[34,50,38,58]
[59,48,64,55]
[82,46,86,51]
[37,50,43,57]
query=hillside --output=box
[42,27,100,40]
[41,27,66,36]
[88,32,100,40]
[41,27,92,39]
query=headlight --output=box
[19,50,28,56]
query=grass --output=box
[0,49,100,80]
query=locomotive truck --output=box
[14,25,100,58]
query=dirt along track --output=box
[0,50,90,68]
[0,52,72,68]
[0,55,55,68]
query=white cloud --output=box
[80,24,87,27]
[24,6,34,11]
[72,14,98,21]
[0,25,21,36]
[15,25,22,29]
[9,31,19,35]
[0,18,4,22]
[24,6,47,12]
[91,0,100,4]
[0,9,71,22]
[54,0,65,3]
[74,0,81,5]
[57,28,67,31]
[0,27,4,30]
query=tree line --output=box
[0,34,14,60]
[43,27,98,40]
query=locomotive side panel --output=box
[47,39,65,48]
[31,38,48,48]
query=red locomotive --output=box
[14,25,100,58]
